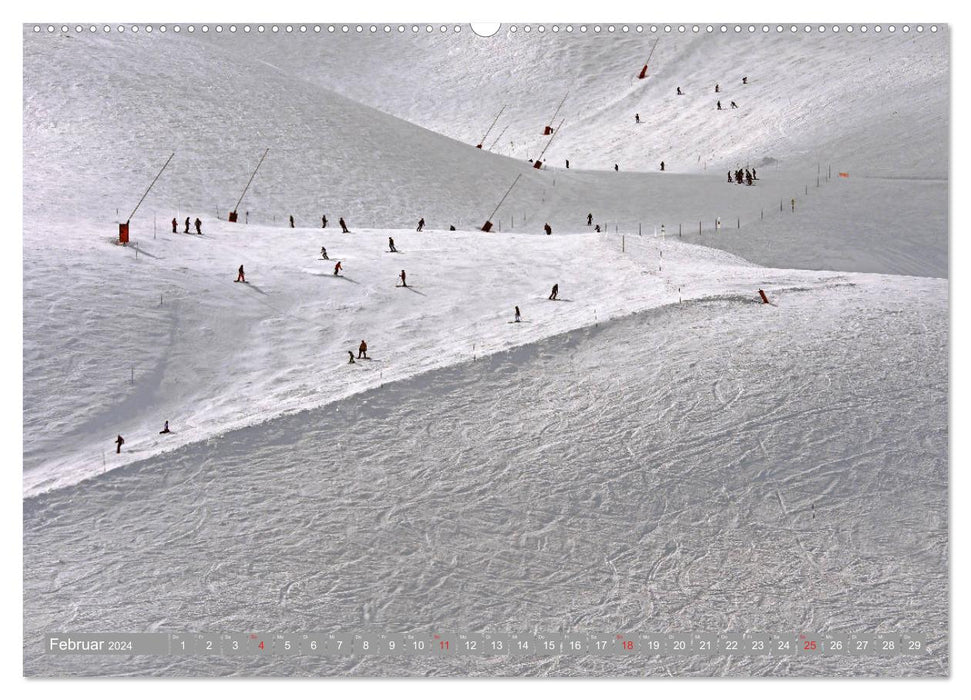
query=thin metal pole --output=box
[127,152,175,222]
[233,148,269,214]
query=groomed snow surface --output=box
[22,26,948,677]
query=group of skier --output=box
[172,216,203,235]
[317,215,349,233]
[729,167,758,186]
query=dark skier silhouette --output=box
[544,223,552,236]
[388,237,397,252]
[587,212,593,226]
[159,420,171,434]
[171,217,177,233]
[549,283,559,300]
[115,434,125,454]
[322,215,328,228]
[399,270,407,287]
[339,217,349,233]
[184,217,190,233]
[236,265,245,283]
[417,218,425,232]
[334,261,342,276]
[289,215,295,228]
[194,218,202,234]
[515,305,521,323]
[358,340,368,359]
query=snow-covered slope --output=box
[22,25,949,678]
[212,27,948,176]
[24,272,948,677]
[24,29,948,274]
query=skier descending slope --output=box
[195,218,202,234]
[388,237,397,253]
[184,217,190,233]
[398,270,407,287]
[347,350,356,364]
[334,261,343,276]
[544,223,552,235]
[115,435,124,454]
[171,217,177,233]
[339,217,349,233]
[549,283,559,300]
[417,218,425,232]
[159,421,171,434]
[515,305,521,322]
[358,340,368,359]
[235,265,246,283]
[320,246,328,260]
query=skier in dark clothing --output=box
[417,218,425,232]
[184,217,190,233]
[194,218,202,234]
[388,237,397,252]
[115,435,124,454]
[348,350,356,364]
[742,76,748,85]
[320,246,328,259]
[614,164,619,172]
[587,212,593,226]
[171,217,177,233]
[322,215,328,228]
[449,225,456,231]
[334,261,342,276]
[565,159,570,169]
[746,171,753,186]
[399,270,407,287]
[677,86,683,95]
[236,265,245,283]
[549,283,559,300]
[717,101,722,110]
[544,223,552,236]
[635,113,640,123]
[660,161,665,171]
[728,171,733,183]
[730,101,738,109]
[358,340,368,359]
[515,306,521,322]
[752,168,757,180]
[339,217,349,233]
[160,421,171,434]
[595,224,601,232]
[715,83,720,93]
[290,215,295,228]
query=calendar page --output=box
[21,16,949,679]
